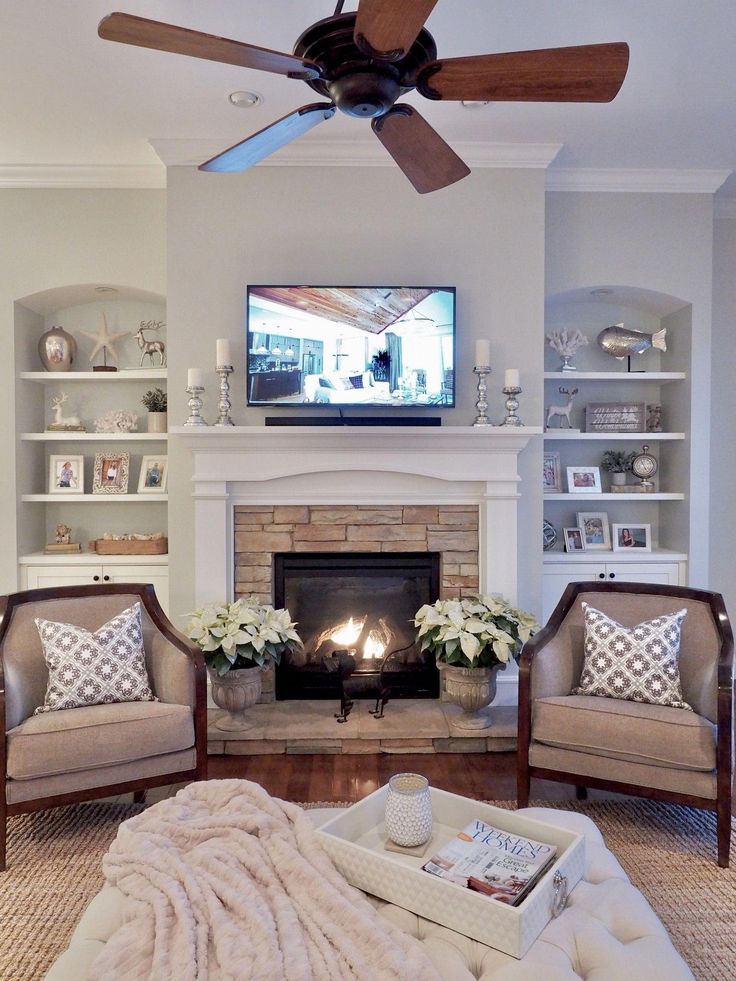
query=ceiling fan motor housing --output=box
[294,13,437,118]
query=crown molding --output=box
[714,197,736,219]
[546,167,731,194]
[149,138,562,169]
[0,164,165,189]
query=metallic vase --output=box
[38,325,77,372]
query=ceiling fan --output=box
[98,1,629,194]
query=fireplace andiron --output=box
[323,650,391,723]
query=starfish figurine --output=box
[80,313,129,366]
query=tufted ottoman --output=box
[45,806,693,980]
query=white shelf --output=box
[19,552,168,566]
[543,548,688,563]
[19,369,167,383]
[21,494,168,503]
[544,372,686,382]
[543,431,685,441]
[21,432,168,442]
[544,492,684,501]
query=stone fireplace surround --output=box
[174,425,539,750]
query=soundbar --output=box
[265,416,442,427]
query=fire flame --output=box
[363,631,387,660]
[329,616,365,646]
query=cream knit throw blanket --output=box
[91,779,441,981]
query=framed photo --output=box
[92,451,129,495]
[563,527,586,553]
[612,523,652,552]
[48,455,84,494]
[585,401,647,433]
[138,455,168,493]
[576,511,611,550]
[543,451,562,493]
[566,466,602,494]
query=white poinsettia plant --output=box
[186,597,302,676]
[414,595,539,670]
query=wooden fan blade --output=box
[355,0,438,60]
[371,105,470,194]
[417,42,629,102]
[200,104,336,173]
[98,12,319,80]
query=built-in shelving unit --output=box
[21,432,168,442]
[544,431,684,441]
[19,369,166,382]
[21,494,168,503]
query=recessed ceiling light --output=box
[95,286,118,293]
[228,90,263,108]
[590,288,614,296]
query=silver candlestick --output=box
[472,365,492,427]
[185,385,207,426]
[500,386,523,426]
[214,364,234,427]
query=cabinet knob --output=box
[598,572,605,580]
[609,572,616,579]
[103,575,110,582]
[92,575,100,582]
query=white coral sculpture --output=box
[545,329,589,357]
[94,410,139,433]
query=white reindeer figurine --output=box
[134,320,166,367]
[50,393,82,429]
[546,387,578,429]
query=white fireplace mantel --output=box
[172,426,541,606]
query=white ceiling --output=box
[2,1,735,194]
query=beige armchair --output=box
[1,583,207,870]
[518,581,733,867]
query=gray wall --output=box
[0,189,166,591]
[166,165,547,622]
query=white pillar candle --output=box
[187,367,205,388]
[474,339,491,367]
[504,368,520,388]
[216,338,232,366]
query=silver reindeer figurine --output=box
[546,387,578,429]
[134,320,166,367]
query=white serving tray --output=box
[316,786,585,959]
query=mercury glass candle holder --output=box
[384,772,433,847]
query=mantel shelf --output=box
[544,372,686,382]
[21,432,168,441]
[19,369,167,383]
[544,492,684,501]
[22,494,168,503]
[543,431,684,441]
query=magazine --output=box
[423,818,557,906]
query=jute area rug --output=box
[1,797,734,980]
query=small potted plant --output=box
[601,449,637,487]
[141,387,167,433]
[186,597,301,731]
[414,595,538,730]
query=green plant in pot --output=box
[141,387,168,433]
[371,349,390,382]
[186,598,301,731]
[414,595,538,730]
[601,449,637,487]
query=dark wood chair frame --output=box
[518,580,734,867]
[0,582,208,870]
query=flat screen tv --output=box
[246,286,455,408]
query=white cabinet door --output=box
[105,565,169,615]
[542,561,681,623]
[24,565,104,589]
[605,563,680,586]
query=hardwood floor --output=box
[207,752,583,804]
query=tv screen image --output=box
[246,286,455,408]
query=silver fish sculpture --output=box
[597,323,667,360]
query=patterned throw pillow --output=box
[34,602,156,714]
[573,603,692,710]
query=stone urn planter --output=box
[443,664,502,730]
[208,665,262,731]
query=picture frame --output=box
[566,466,602,494]
[542,451,562,493]
[48,454,84,494]
[563,527,586,553]
[576,511,611,550]
[585,401,647,433]
[92,451,129,495]
[612,523,652,552]
[138,455,168,494]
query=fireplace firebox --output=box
[274,552,440,700]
